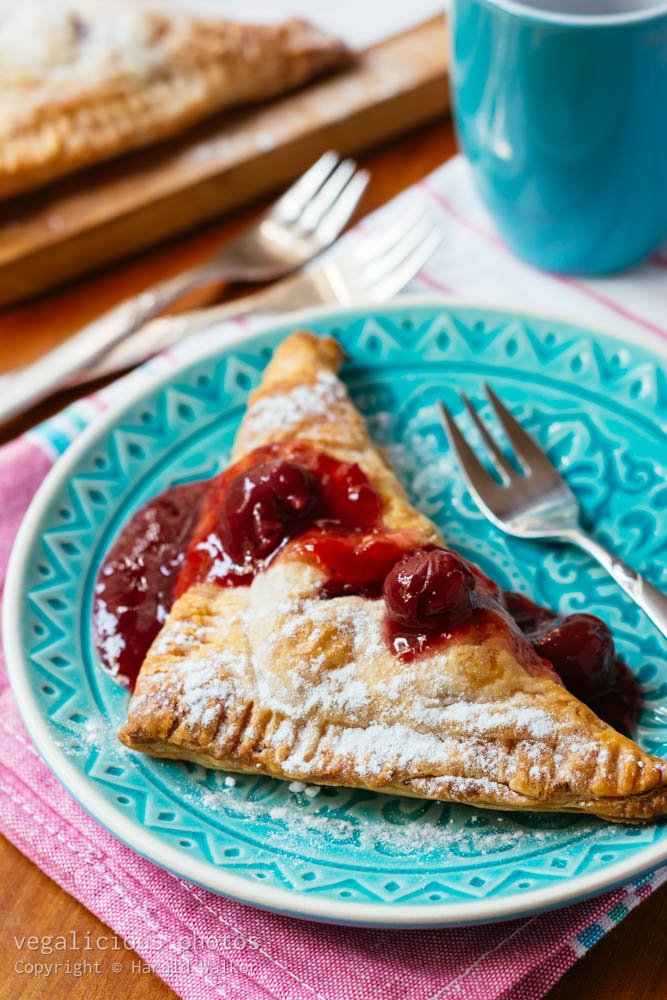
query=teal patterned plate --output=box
[5,298,667,927]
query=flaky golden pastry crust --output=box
[119,331,667,822]
[0,2,349,198]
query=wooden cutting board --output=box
[0,16,450,309]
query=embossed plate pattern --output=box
[5,299,667,926]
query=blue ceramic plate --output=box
[5,298,667,927]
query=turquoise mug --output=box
[449,1,667,274]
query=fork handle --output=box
[65,273,314,387]
[65,285,292,387]
[566,528,667,640]
[0,265,228,428]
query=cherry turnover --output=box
[93,443,641,732]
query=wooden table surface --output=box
[1,118,665,1000]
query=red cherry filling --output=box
[587,661,642,734]
[176,443,385,594]
[222,459,316,563]
[314,457,381,528]
[93,480,207,689]
[526,613,617,702]
[295,530,421,598]
[501,590,557,632]
[383,547,477,630]
[93,438,642,734]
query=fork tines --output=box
[276,151,369,236]
[439,387,561,488]
[340,211,442,302]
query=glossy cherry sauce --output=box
[174,442,387,596]
[499,591,642,734]
[95,443,411,687]
[381,551,559,682]
[93,481,207,689]
[93,443,642,732]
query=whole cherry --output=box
[383,547,477,630]
[528,613,617,701]
[222,459,316,562]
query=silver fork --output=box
[0,151,368,426]
[439,386,667,639]
[66,211,443,386]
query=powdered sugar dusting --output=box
[240,372,348,446]
[121,417,633,813]
[2,1,172,97]
[94,599,126,681]
[414,702,555,740]
[153,620,219,657]
[125,553,617,806]
[190,770,611,859]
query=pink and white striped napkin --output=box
[1,155,666,1000]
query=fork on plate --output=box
[439,387,667,639]
[0,151,369,426]
[68,210,442,385]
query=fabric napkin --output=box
[2,155,667,1000]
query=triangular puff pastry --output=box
[120,332,667,822]
[1,1,349,198]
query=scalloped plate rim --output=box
[5,295,667,928]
